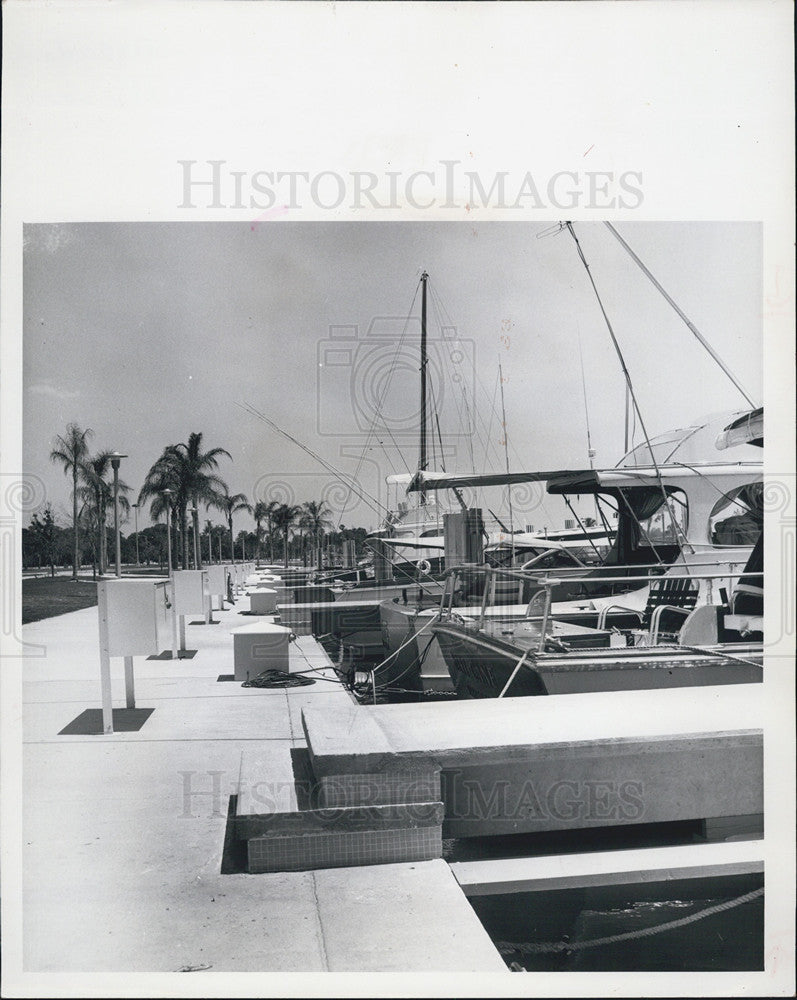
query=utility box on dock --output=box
[96,579,171,734]
[444,509,484,566]
[101,578,171,657]
[206,564,228,608]
[232,622,292,681]
[172,570,210,620]
[250,588,278,614]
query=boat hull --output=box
[433,623,763,699]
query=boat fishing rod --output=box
[237,401,389,520]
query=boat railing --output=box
[516,557,749,574]
[438,563,763,633]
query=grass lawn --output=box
[21,568,170,624]
[22,576,99,624]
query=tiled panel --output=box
[317,769,441,808]
[247,825,442,873]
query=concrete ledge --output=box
[451,837,764,896]
[302,686,764,837]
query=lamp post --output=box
[163,488,173,576]
[132,503,140,567]
[191,506,199,569]
[109,451,127,578]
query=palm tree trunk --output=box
[192,495,201,569]
[228,515,235,562]
[180,507,189,570]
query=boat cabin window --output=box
[519,549,588,572]
[605,486,688,566]
[709,482,763,546]
[634,487,689,545]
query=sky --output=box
[23,220,762,534]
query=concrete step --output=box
[236,747,444,874]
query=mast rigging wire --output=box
[603,221,757,408]
[565,223,694,563]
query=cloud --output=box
[26,382,81,401]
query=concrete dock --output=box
[14,595,507,974]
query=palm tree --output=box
[215,488,252,563]
[140,432,230,569]
[50,423,93,580]
[252,501,269,563]
[299,500,333,568]
[270,502,300,570]
[265,500,281,564]
[78,450,131,575]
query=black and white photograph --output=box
[1,3,794,997]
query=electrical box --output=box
[206,564,228,598]
[232,622,291,681]
[172,570,210,617]
[99,579,171,658]
[444,509,485,566]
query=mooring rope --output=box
[495,886,763,956]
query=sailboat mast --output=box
[419,270,429,505]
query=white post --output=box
[170,580,179,660]
[179,614,186,654]
[97,582,114,734]
[124,655,136,709]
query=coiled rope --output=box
[495,886,763,956]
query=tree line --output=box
[34,422,369,578]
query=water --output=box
[443,825,763,972]
[469,876,764,972]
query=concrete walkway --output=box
[15,596,506,976]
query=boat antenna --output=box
[603,222,757,408]
[565,223,694,560]
[498,356,516,563]
[419,270,429,506]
